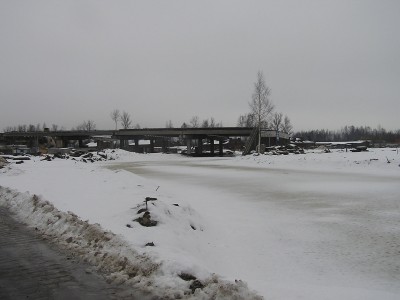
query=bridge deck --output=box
[115,127,254,138]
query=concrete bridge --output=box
[2,130,115,148]
[115,127,256,155]
[2,127,289,155]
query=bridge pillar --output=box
[210,139,215,155]
[219,139,223,156]
[134,139,140,153]
[150,139,154,153]
[186,139,192,155]
[196,138,203,155]
[78,139,84,148]
[162,138,168,153]
[62,138,68,148]
[120,139,128,149]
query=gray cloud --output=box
[1,0,399,131]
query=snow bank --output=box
[0,183,262,299]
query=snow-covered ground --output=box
[1,148,399,299]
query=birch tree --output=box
[110,109,121,130]
[249,71,274,153]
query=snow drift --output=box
[0,186,262,299]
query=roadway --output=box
[0,206,148,300]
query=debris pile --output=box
[39,150,116,163]
[261,145,305,155]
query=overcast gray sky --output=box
[1,0,399,132]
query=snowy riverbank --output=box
[1,148,399,299]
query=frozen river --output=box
[111,157,400,299]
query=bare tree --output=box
[75,120,95,131]
[110,109,120,130]
[272,112,283,132]
[120,111,132,129]
[190,116,199,128]
[237,113,255,127]
[84,120,96,132]
[281,115,293,135]
[210,117,216,128]
[75,123,85,131]
[165,120,174,128]
[201,118,209,128]
[51,124,59,132]
[4,126,14,132]
[17,124,27,132]
[249,71,274,153]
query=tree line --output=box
[294,125,400,143]
[3,123,64,133]
[3,121,99,133]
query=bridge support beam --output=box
[186,139,192,155]
[120,139,128,149]
[196,138,203,155]
[210,139,215,155]
[219,139,223,156]
[150,140,154,153]
[134,139,139,153]
[62,138,68,148]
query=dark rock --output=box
[40,155,53,161]
[137,208,147,214]
[179,273,197,281]
[82,152,93,158]
[66,237,73,243]
[178,273,205,293]
[190,280,205,293]
[54,153,65,159]
[98,153,107,159]
[173,204,179,207]
[70,150,85,157]
[190,225,196,230]
[135,211,157,227]
[145,242,155,247]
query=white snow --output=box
[1,148,400,299]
